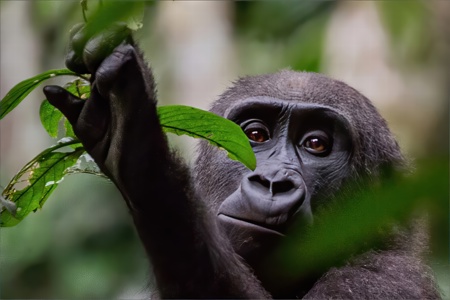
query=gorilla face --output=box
[216,96,353,259]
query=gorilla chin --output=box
[217,214,284,262]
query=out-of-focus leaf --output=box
[0,139,84,227]
[377,1,430,62]
[0,69,77,120]
[264,158,449,287]
[287,13,329,72]
[235,2,334,39]
[84,1,145,38]
[158,105,256,170]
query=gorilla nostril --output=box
[248,174,271,190]
[271,181,294,195]
[248,174,295,196]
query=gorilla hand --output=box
[43,24,165,208]
[42,24,271,299]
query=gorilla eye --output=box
[303,136,330,155]
[242,121,270,143]
[246,129,269,143]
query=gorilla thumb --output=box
[43,85,84,126]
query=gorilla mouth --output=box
[218,214,285,237]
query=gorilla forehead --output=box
[212,70,370,119]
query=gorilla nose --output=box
[246,168,302,198]
[218,167,307,233]
[231,167,306,229]
[248,174,295,196]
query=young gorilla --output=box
[43,26,440,299]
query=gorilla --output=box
[43,26,440,299]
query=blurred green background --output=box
[0,1,448,298]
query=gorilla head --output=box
[196,72,403,239]
[192,71,411,296]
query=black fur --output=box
[43,28,440,299]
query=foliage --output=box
[235,2,335,73]
[0,140,84,227]
[268,158,449,281]
[0,1,256,227]
[0,69,78,119]
[158,105,256,170]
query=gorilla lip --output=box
[218,214,286,237]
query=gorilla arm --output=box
[43,39,269,298]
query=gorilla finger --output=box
[97,44,159,117]
[83,23,132,74]
[65,50,89,75]
[65,24,90,74]
[69,23,84,39]
[70,24,89,57]
[95,44,140,97]
[43,85,85,126]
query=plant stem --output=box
[81,0,88,22]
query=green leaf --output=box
[0,69,78,120]
[84,1,145,38]
[64,78,91,100]
[158,105,256,170]
[40,100,63,138]
[65,119,76,139]
[0,139,84,227]
[40,78,89,139]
